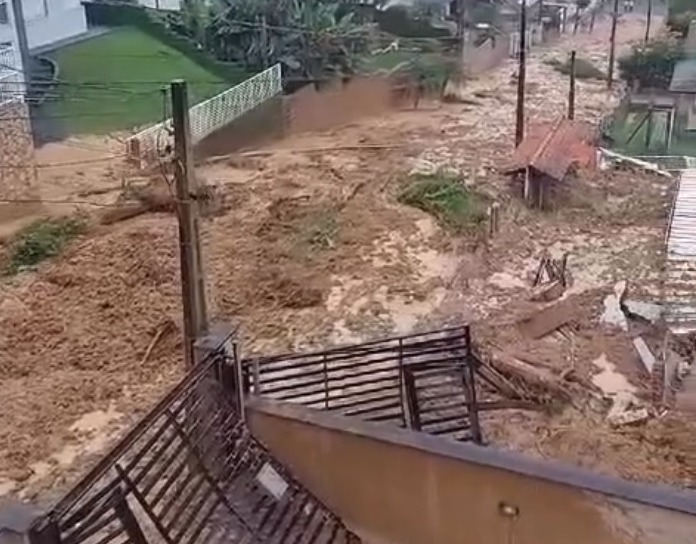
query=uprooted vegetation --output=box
[398,170,488,232]
[2,215,86,275]
[545,56,605,80]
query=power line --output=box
[0,111,168,121]
[0,154,128,169]
[0,197,121,207]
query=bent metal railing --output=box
[32,347,361,544]
[241,326,493,444]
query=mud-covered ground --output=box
[4,12,693,501]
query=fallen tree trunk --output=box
[487,351,573,403]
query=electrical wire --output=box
[0,197,123,207]
[0,154,128,170]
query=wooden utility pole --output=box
[607,0,619,89]
[589,8,596,33]
[171,79,208,367]
[259,14,269,68]
[515,0,527,146]
[568,50,576,119]
[457,0,468,74]
[645,0,652,43]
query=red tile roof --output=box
[506,118,597,181]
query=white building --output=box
[0,0,88,105]
[137,0,181,10]
[0,0,88,54]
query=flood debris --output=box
[531,252,570,302]
[600,280,628,331]
[606,392,650,427]
[633,337,657,374]
[623,300,662,324]
[517,296,577,339]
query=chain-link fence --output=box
[0,44,23,107]
[126,63,283,168]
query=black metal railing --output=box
[241,326,486,443]
[33,350,361,544]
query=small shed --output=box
[504,117,596,208]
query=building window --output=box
[0,1,9,25]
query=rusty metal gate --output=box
[33,350,361,544]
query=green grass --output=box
[4,216,86,275]
[44,27,248,135]
[398,171,487,232]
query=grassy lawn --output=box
[44,27,249,135]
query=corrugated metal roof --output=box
[669,59,696,93]
[505,118,596,181]
[665,169,696,333]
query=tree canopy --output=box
[169,0,369,82]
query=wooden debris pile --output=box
[531,251,570,302]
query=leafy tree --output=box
[666,10,696,37]
[172,0,368,82]
[618,34,684,90]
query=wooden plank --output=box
[517,297,577,339]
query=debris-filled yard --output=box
[2,12,695,501]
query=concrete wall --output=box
[286,77,400,135]
[190,77,404,163]
[465,35,511,77]
[247,399,696,544]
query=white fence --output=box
[126,63,283,167]
[0,44,23,107]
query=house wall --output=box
[247,399,696,544]
[136,0,181,11]
[23,0,87,51]
[0,0,87,52]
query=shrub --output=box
[666,10,696,37]
[618,35,684,90]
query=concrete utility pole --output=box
[515,0,527,147]
[568,50,576,119]
[645,0,652,43]
[10,0,32,90]
[171,80,208,367]
[607,0,619,89]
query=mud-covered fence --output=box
[241,326,490,443]
[32,348,361,544]
[126,64,283,169]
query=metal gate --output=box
[242,326,494,444]
[34,351,361,544]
